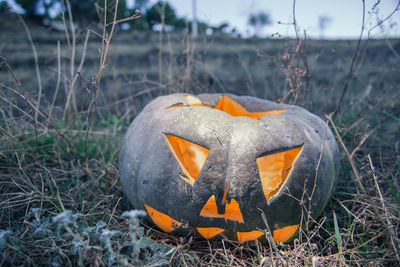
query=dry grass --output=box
[1,1,400,266]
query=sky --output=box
[134,0,400,39]
[5,0,400,39]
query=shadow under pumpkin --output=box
[142,95,302,243]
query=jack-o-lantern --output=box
[119,93,339,243]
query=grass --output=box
[1,5,400,266]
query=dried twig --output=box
[326,113,366,193]
[349,130,374,159]
[84,0,140,160]
[17,15,42,123]
[332,0,366,118]
[368,1,400,33]
[259,208,285,266]
[292,0,299,40]
[0,56,39,142]
[47,41,62,125]
[367,154,400,262]
[63,0,78,118]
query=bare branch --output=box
[326,113,366,194]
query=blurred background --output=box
[3,0,400,38]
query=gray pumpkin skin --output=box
[119,93,339,241]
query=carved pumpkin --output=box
[119,93,339,243]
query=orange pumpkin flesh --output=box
[179,94,288,119]
[196,227,225,239]
[165,134,209,185]
[143,203,182,233]
[237,231,265,242]
[257,146,303,202]
[199,195,244,223]
[273,224,300,243]
[213,95,287,118]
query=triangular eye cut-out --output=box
[165,134,209,185]
[256,145,303,202]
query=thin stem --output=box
[332,0,365,118]
[85,0,120,160]
[63,0,78,118]
[48,41,61,126]
[326,113,366,194]
[18,15,42,123]
[292,0,299,40]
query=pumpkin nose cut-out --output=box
[214,183,229,214]
[200,184,244,223]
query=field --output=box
[1,11,400,266]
